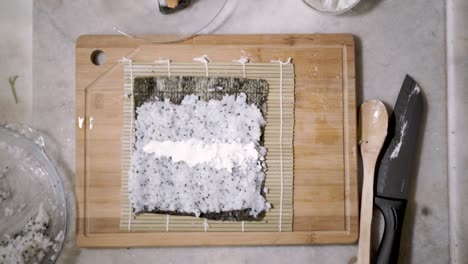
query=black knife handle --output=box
[373,196,408,264]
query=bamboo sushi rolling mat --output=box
[120,62,294,232]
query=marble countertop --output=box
[2,0,455,263]
[447,0,468,263]
[0,0,31,124]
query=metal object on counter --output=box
[374,75,424,264]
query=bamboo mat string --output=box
[193,55,210,77]
[154,59,173,231]
[270,58,292,232]
[234,55,250,232]
[233,56,249,78]
[166,215,170,232]
[154,59,172,77]
[119,56,134,231]
[113,26,136,39]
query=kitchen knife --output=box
[373,75,424,264]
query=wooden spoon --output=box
[358,100,388,264]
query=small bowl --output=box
[303,0,361,15]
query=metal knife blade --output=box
[376,75,423,200]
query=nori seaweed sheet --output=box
[132,76,269,221]
[134,76,268,116]
[142,208,265,222]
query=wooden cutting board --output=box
[76,34,358,247]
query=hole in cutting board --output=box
[90,50,106,66]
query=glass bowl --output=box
[303,0,361,15]
[102,0,230,43]
[0,124,68,264]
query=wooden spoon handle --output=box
[358,157,377,264]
